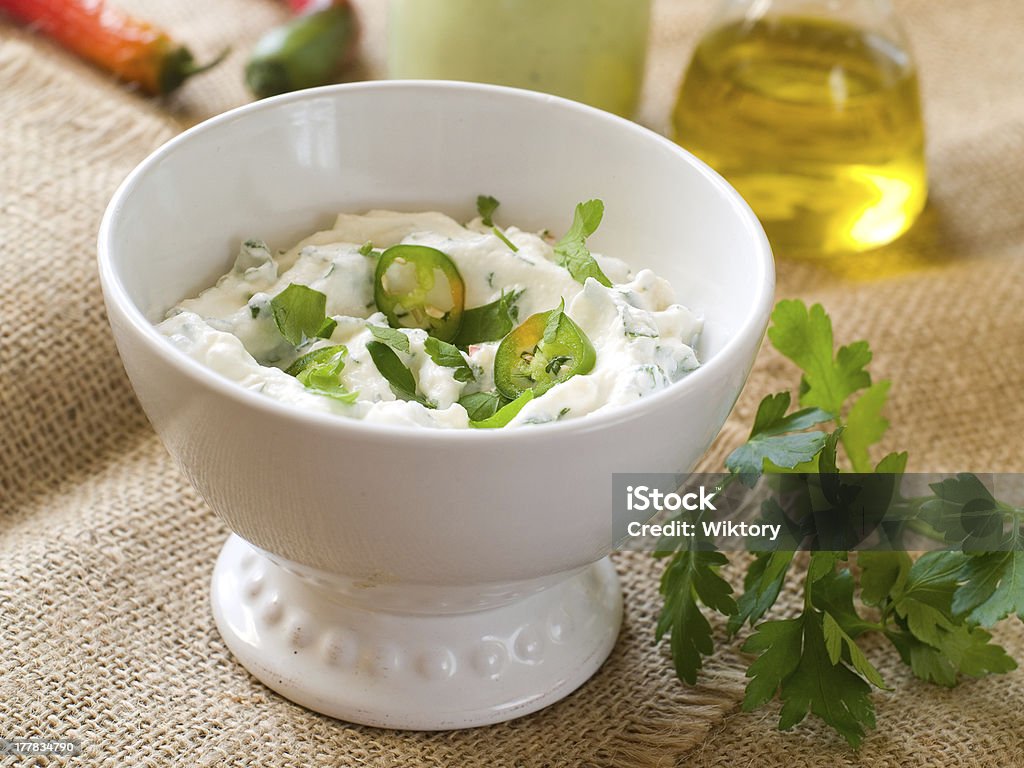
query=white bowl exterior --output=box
[99,83,773,589]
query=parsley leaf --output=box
[469,390,533,428]
[858,551,912,607]
[424,337,474,382]
[476,194,519,251]
[453,290,522,348]
[270,283,337,346]
[727,550,794,636]
[768,300,871,415]
[887,623,1017,687]
[368,324,411,353]
[553,200,612,287]
[953,550,1024,626]
[366,340,428,406]
[543,298,566,345]
[284,345,358,403]
[658,298,1024,748]
[743,610,876,748]
[842,381,891,472]
[724,391,831,480]
[656,547,736,684]
[458,391,505,422]
[476,195,500,227]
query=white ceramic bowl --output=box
[98,82,773,729]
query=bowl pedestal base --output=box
[210,535,623,729]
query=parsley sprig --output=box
[658,300,1023,748]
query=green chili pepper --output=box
[494,302,596,399]
[373,244,466,342]
[245,2,359,99]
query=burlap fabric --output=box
[2,1,1023,765]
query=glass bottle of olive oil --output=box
[673,1,927,258]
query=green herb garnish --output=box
[366,340,428,406]
[458,391,505,422]
[469,390,533,429]
[477,194,519,252]
[270,283,336,346]
[368,324,410,353]
[453,290,522,348]
[554,200,612,288]
[284,345,358,403]
[658,300,1023,748]
[424,336,474,383]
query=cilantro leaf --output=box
[469,390,533,429]
[476,195,500,227]
[554,200,612,287]
[270,283,336,346]
[458,391,505,422]
[656,547,737,684]
[842,381,891,472]
[366,340,427,406]
[768,301,871,415]
[368,324,410,353]
[724,392,831,480]
[453,290,522,348]
[744,611,876,748]
[424,336,474,383]
[283,345,358,404]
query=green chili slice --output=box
[494,302,596,399]
[373,244,465,342]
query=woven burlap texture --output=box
[2,0,1023,766]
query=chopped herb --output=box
[469,390,534,429]
[366,340,428,406]
[284,345,358,403]
[476,194,519,252]
[476,195,500,227]
[270,283,336,346]
[542,299,566,345]
[458,391,505,422]
[452,290,522,348]
[554,200,612,287]
[358,241,375,256]
[250,305,260,319]
[368,324,410,353]
[424,337,475,382]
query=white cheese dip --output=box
[157,210,702,429]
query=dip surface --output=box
[158,210,702,429]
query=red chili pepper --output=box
[287,0,339,15]
[0,0,226,95]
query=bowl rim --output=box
[97,80,774,444]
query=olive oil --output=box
[673,16,927,257]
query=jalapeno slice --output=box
[373,245,465,342]
[494,303,596,399]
